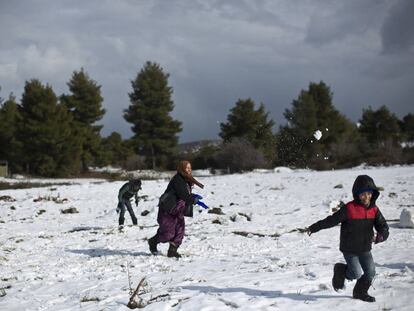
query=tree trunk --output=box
[151,143,155,169]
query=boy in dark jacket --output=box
[307,175,389,302]
[117,179,142,226]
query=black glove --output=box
[374,234,384,244]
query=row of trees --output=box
[1,61,413,177]
[0,69,120,176]
[211,82,413,171]
[0,62,184,176]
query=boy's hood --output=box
[352,175,380,207]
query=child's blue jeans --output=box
[343,251,376,282]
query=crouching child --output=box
[307,175,389,302]
[117,179,142,227]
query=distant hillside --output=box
[178,139,221,153]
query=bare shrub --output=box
[123,155,147,171]
[213,138,269,173]
[366,139,403,165]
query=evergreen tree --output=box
[0,93,23,173]
[18,79,81,176]
[359,105,400,147]
[96,132,134,167]
[401,113,414,142]
[358,106,402,164]
[400,113,414,164]
[124,61,182,169]
[277,81,356,168]
[220,98,276,162]
[61,68,106,171]
[276,90,319,166]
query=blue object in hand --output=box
[196,200,209,209]
[192,193,202,204]
[192,193,203,200]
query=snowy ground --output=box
[0,166,413,310]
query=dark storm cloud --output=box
[0,0,413,143]
[305,1,388,46]
[381,0,414,54]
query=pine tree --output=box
[400,113,414,164]
[357,106,402,164]
[61,68,106,171]
[277,91,318,166]
[0,93,23,173]
[359,105,400,147]
[124,61,182,169]
[18,79,81,176]
[96,132,134,167]
[277,81,356,168]
[400,113,414,142]
[220,98,276,162]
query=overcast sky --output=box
[1,0,413,142]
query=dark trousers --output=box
[119,199,137,225]
[343,251,376,282]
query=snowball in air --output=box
[313,130,322,140]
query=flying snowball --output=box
[313,130,322,140]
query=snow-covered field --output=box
[1,166,413,310]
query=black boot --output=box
[167,243,181,258]
[132,217,138,225]
[332,263,347,291]
[353,278,375,302]
[148,236,159,255]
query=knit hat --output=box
[355,188,374,196]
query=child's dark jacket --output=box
[118,181,139,202]
[309,175,389,254]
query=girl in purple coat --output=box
[148,160,204,258]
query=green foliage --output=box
[95,132,134,167]
[18,79,81,177]
[62,68,105,124]
[220,98,276,162]
[357,106,403,165]
[124,61,182,169]
[275,126,310,167]
[174,143,220,170]
[61,68,106,171]
[400,113,414,142]
[277,81,356,168]
[359,106,401,147]
[190,144,220,170]
[0,94,23,173]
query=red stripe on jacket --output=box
[346,201,378,220]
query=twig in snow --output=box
[148,293,170,302]
[127,277,146,309]
[126,261,133,296]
